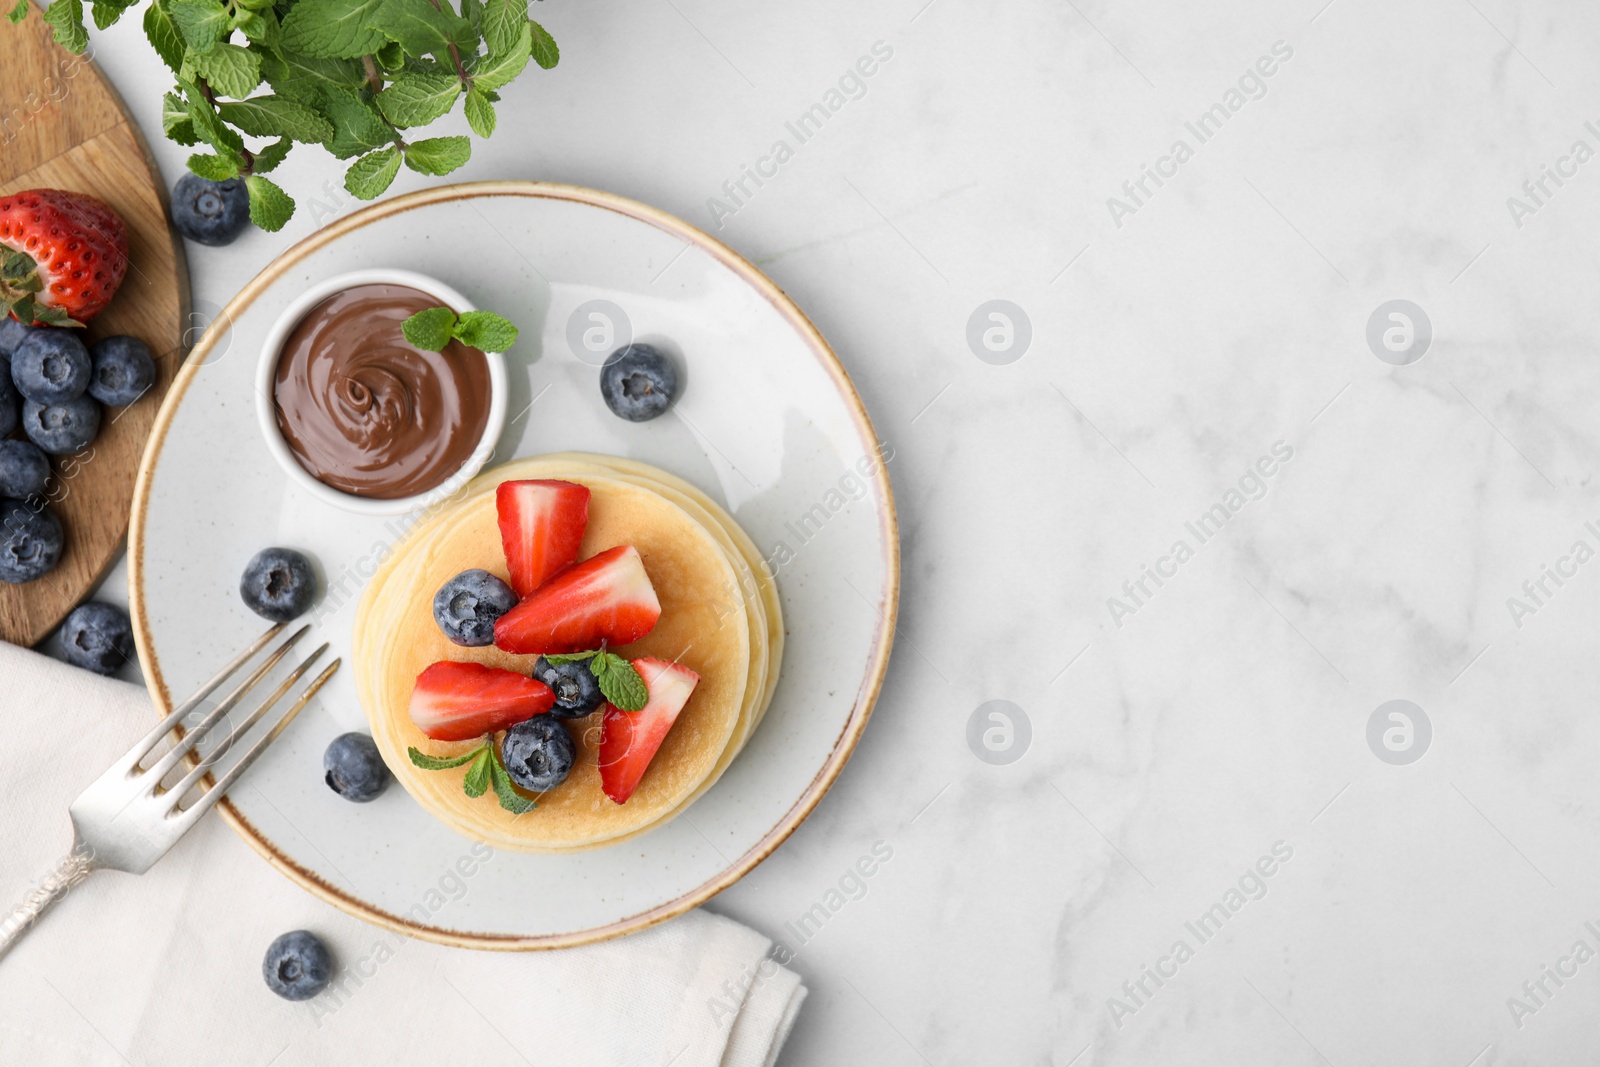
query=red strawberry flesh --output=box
[496,479,590,597]
[409,660,555,741]
[599,657,701,803]
[494,544,661,655]
[0,189,129,326]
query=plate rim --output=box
[126,180,900,950]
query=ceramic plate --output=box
[127,182,898,948]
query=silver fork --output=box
[0,622,340,964]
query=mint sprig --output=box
[488,746,536,814]
[406,745,478,770]
[408,742,538,813]
[401,305,519,354]
[16,0,558,229]
[542,649,649,712]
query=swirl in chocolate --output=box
[273,284,491,500]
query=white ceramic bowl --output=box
[253,268,508,516]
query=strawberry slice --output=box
[599,658,701,803]
[494,545,662,655]
[408,661,555,741]
[497,479,590,598]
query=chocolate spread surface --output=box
[273,284,491,500]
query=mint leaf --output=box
[453,309,518,353]
[218,95,333,141]
[469,24,530,91]
[594,653,648,712]
[143,0,186,69]
[7,0,29,24]
[344,146,402,199]
[459,0,482,35]
[403,135,469,176]
[374,39,405,69]
[42,0,88,52]
[376,70,460,127]
[191,43,262,98]
[279,0,387,58]
[529,19,558,69]
[463,86,495,137]
[90,0,134,31]
[260,51,365,102]
[401,305,456,351]
[166,0,227,53]
[407,745,481,770]
[235,9,272,43]
[244,174,294,231]
[488,747,537,814]
[377,0,472,58]
[315,87,391,158]
[251,137,292,173]
[480,0,523,55]
[162,91,199,144]
[183,80,246,155]
[187,152,239,180]
[462,747,492,797]
[541,651,599,665]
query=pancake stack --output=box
[354,454,782,852]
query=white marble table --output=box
[73,0,1600,1061]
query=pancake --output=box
[355,467,751,851]
[472,454,783,752]
[541,453,785,734]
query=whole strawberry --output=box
[0,189,129,328]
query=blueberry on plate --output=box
[61,601,135,676]
[0,499,63,584]
[500,715,577,792]
[0,366,16,438]
[432,568,516,646]
[240,547,317,622]
[10,328,90,404]
[0,440,49,500]
[172,174,251,247]
[262,930,333,1001]
[599,343,678,422]
[21,395,100,455]
[323,732,390,803]
[0,316,32,359]
[87,335,155,407]
[532,655,604,719]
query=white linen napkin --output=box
[0,641,805,1066]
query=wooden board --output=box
[0,8,189,646]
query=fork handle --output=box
[0,849,94,964]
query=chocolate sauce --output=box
[273,284,491,500]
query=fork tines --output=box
[122,623,340,824]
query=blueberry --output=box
[431,568,516,646]
[500,715,576,792]
[0,317,32,359]
[172,174,251,247]
[323,732,390,802]
[0,366,15,439]
[61,601,135,676]
[87,335,155,407]
[532,655,604,719]
[21,395,100,455]
[0,441,49,500]
[262,930,333,1001]
[0,499,63,583]
[599,343,678,422]
[240,547,317,622]
[10,328,90,404]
